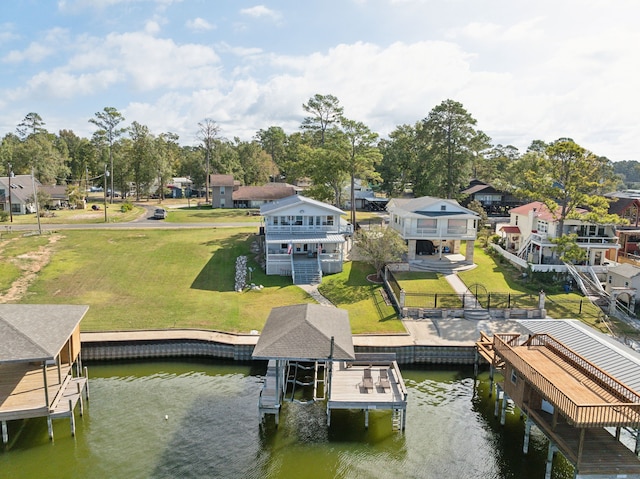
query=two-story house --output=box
[506,201,619,266]
[210,174,238,208]
[386,196,480,264]
[260,195,353,284]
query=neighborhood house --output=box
[260,195,353,284]
[386,196,480,264]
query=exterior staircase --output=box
[293,260,322,285]
[464,309,491,320]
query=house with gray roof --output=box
[260,195,353,283]
[386,196,480,263]
[0,175,40,215]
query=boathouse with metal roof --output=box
[476,319,640,479]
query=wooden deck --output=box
[328,362,407,410]
[0,361,73,421]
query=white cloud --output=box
[239,5,282,22]
[186,18,215,32]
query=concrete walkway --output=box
[296,284,335,306]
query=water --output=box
[0,360,574,479]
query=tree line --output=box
[0,95,626,226]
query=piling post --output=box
[69,400,76,436]
[1,421,7,444]
[635,428,640,455]
[500,392,509,425]
[77,382,84,416]
[494,386,501,417]
[488,365,494,397]
[545,443,556,479]
[84,366,90,400]
[47,416,54,441]
[523,417,532,454]
[364,409,369,429]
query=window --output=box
[11,203,20,213]
[417,219,436,229]
[511,370,517,384]
[219,186,225,195]
[273,216,279,225]
[220,198,225,207]
[515,216,518,225]
[448,219,466,231]
[608,276,612,284]
[294,216,303,225]
[537,221,548,233]
[440,205,446,211]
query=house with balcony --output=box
[386,196,480,264]
[260,195,353,284]
[505,201,619,268]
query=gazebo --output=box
[253,304,407,430]
[0,304,89,443]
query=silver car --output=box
[154,208,167,219]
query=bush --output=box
[0,210,8,222]
[120,201,133,213]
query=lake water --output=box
[0,360,574,479]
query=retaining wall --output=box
[81,338,477,365]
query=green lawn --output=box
[19,228,312,332]
[318,262,403,334]
[166,206,263,223]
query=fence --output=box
[402,292,539,310]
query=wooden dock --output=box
[478,331,640,478]
[327,359,408,430]
[0,361,89,443]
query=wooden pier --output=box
[0,304,89,444]
[477,327,640,479]
[253,304,408,431]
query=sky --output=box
[1,0,639,161]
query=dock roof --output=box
[252,304,355,361]
[0,305,88,363]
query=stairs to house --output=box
[409,258,476,274]
[464,309,491,320]
[292,260,322,285]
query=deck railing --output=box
[494,334,640,427]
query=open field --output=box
[0,228,402,334]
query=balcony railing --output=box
[530,232,618,246]
[401,226,476,238]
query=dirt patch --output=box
[366,274,384,284]
[0,233,63,303]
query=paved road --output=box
[2,204,261,231]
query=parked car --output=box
[154,208,167,219]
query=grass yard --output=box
[3,203,145,225]
[318,261,403,334]
[391,270,462,308]
[16,228,313,332]
[166,206,263,223]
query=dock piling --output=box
[1,421,7,444]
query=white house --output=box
[0,175,39,215]
[605,263,640,311]
[260,195,354,283]
[506,201,619,266]
[386,196,480,263]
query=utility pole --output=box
[7,163,13,223]
[104,165,108,223]
[31,167,41,235]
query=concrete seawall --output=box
[81,328,478,365]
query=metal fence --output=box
[402,292,539,309]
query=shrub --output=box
[120,201,133,213]
[0,210,8,222]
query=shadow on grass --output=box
[191,232,255,292]
[191,232,293,292]
[370,289,398,322]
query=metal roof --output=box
[518,319,640,393]
[0,304,89,363]
[265,233,346,244]
[260,195,345,216]
[252,304,355,361]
